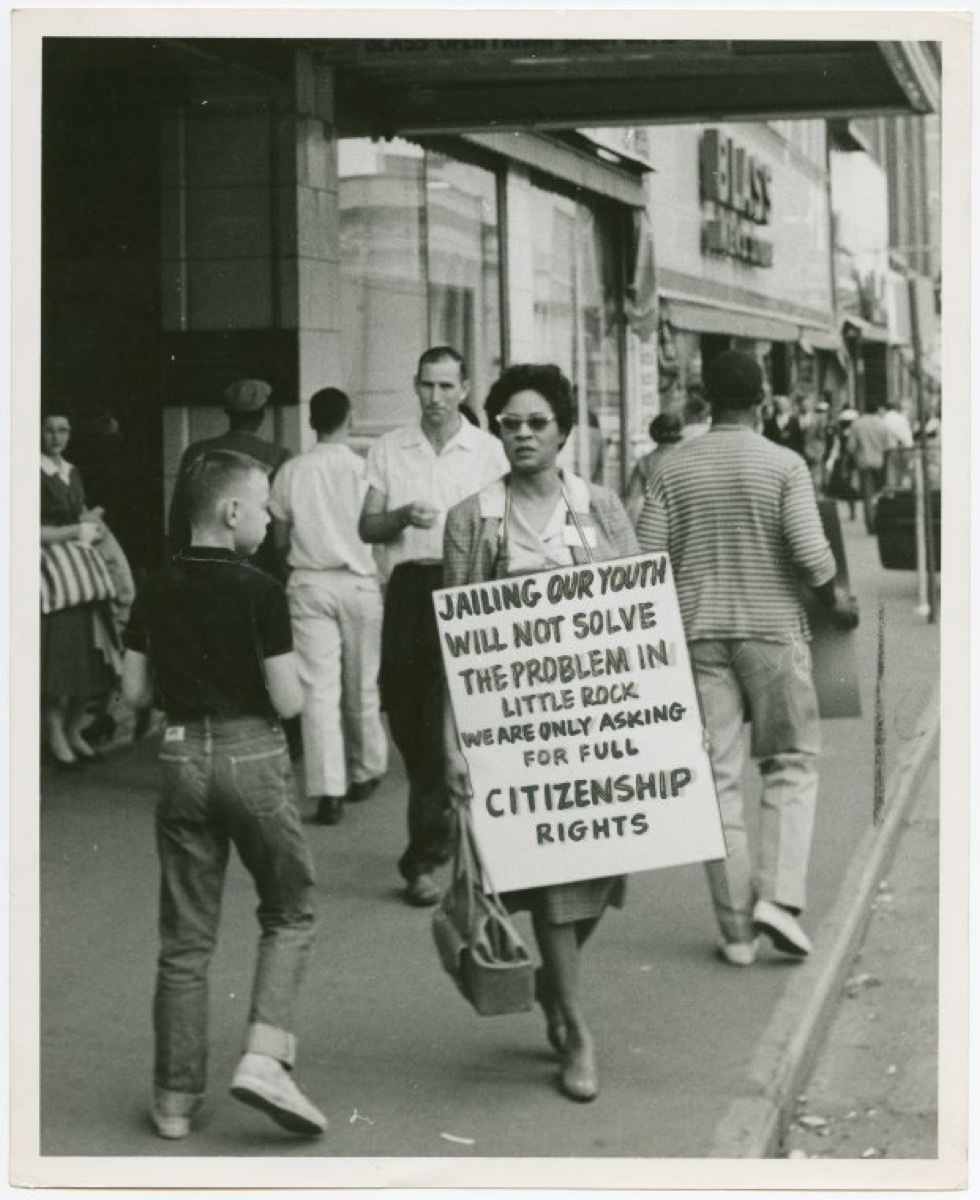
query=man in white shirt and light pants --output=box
[271,388,388,827]
[359,347,507,906]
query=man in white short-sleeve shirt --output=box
[271,387,388,829]
[359,347,507,906]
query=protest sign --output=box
[435,552,726,893]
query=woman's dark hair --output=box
[484,364,575,440]
[41,401,74,424]
[648,412,684,444]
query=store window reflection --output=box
[532,186,624,489]
[339,139,501,434]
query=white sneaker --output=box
[150,1108,193,1139]
[150,1090,201,1140]
[230,1053,326,1135]
[717,936,762,967]
[753,899,813,957]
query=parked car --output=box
[876,445,941,571]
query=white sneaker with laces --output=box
[150,1090,201,1140]
[230,1053,327,1135]
[753,899,813,957]
[717,936,762,967]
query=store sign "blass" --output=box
[699,129,774,267]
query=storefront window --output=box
[339,138,501,433]
[531,185,624,488]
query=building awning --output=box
[661,294,826,345]
[323,40,941,135]
[799,327,845,353]
[52,38,940,135]
[458,130,647,207]
[842,315,891,345]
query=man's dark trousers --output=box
[380,562,455,883]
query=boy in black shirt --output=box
[123,451,325,1140]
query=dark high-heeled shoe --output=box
[534,968,567,1055]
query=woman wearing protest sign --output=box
[442,363,638,1103]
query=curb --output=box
[708,680,941,1159]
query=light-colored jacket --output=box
[443,470,638,588]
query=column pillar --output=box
[274,50,343,451]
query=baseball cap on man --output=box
[223,379,272,414]
[703,352,763,408]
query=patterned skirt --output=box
[502,875,627,926]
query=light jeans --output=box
[690,638,821,945]
[153,716,316,1113]
[287,569,388,798]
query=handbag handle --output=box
[458,805,508,906]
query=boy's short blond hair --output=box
[185,451,267,526]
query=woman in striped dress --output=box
[443,364,638,1103]
[41,408,119,768]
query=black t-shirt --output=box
[123,548,293,719]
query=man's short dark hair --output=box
[309,387,350,435]
[416,345,467,382]
[485,363,575,439]
[703,351,764,409]
[184,450,267,526]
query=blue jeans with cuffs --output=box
[152,716,316,1115]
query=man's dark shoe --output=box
[348,778,382,803]
[313,796,345,826]
[405,873,440,907]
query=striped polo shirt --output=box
[636,425,835,642]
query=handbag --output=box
[41,538,117,615]
[431,806,535,1017]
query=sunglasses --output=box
[495,414,557,433]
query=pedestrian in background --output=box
[122,450,325,1142]
[681,388,712,440]
[270,387,388,828]
[622,410,684,526]
[168,379,290,579]
[637,350,859,966]
[801,398,831,494]
[825,407,860,520]
[846,402,899,533]
[359,346,507,906]
[762,393,806,458]
[40,406,121,768]
[883,399,915,449]
[444,363,638,1103]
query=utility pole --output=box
[907,276,937,623]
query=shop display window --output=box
[531,185,624,489]
[338,138,501,433]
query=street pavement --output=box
[37,514,941,1166]
[782,755,939,1161]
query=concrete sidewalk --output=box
[34,519,941,1179]
[781,756,940,1161]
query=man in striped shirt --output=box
[637,351,858,965]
